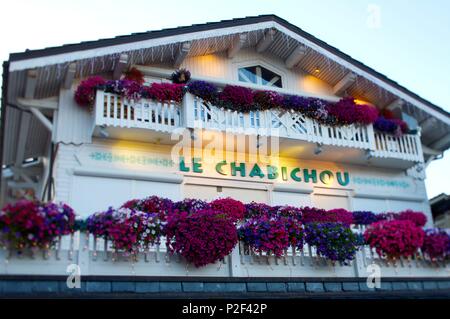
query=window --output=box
[238,65,282,88]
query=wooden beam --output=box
[429,133,450,150]
[421,144,442,156]
[7,180,37,189]
[227,34,247,58]
[332,72,357,95]
[285,45,307,69]
[63,62,77,89]
[256,29,276,53]
[24,69,38,99]
[174,42,191,68]
[30,107,53,132]
[419,116,437,133]
[113,54,128,79]
[14,113,31,180]
[386,98,405,110]
[384,98,404,119]
[17,97,58,110]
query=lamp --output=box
[189,128,197,141]
[256,134,264,149]
[314,143,323,155]
[99,125,109,138]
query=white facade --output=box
[2,16,449,280]
[47,48,431,224]
[53,140,431,224]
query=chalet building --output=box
[0,15,449,298]
[430,193,450,228]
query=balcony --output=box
[1,232,448,278]
[93,91,424,168]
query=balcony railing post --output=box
[228,243,242,277]
[415,127,424,162]
[77,232,90,277]
[182,93,196,129]
[95,90,105,127]
[353,249,367,278]
[367,124,376,151]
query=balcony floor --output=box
[93,126,418,170]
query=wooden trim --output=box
[272,183,313,194]
[351,191,425,202]
[72,167,183,184]
[183,176,271,190]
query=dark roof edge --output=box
[0,61,10,180]
[430,193,449,204]
[6,14,450,119]
[8,15,276,61]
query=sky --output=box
[0,0,449,199]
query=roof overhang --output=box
[2,15,450,165]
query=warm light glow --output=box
[314,66,320,73]
[301,75,333,95]
[354,99,375,107]
[189,54,226,78]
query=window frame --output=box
[234,60,287,89]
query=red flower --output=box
[141,82,184,103]
[218,85,254,112]
[364,220,424,259]
[395,210,427,227]
[164,209,238,267]
[123,67,145,85]
[0,200,75,249]
[210,197,245,222]
[74,76,106,107]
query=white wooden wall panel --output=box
[271,191,311,207]
[351,197,389,213]
[54,88,94,144]
[220,187,268,204]
[70,175,183,217]
[70,175,132,217]
[133,179,181,201]
[183,184,218,201]
[313,194,349,210]
[387,199,428,216]
[183,184,268,203]
[181,48,334,96]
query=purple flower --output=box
[218,85,254,112]
[304,223,359,264]
[187,80,218,103]
[352,211,378,225]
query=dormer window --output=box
[238,65,283,88]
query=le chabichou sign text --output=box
[84,150,412,190]
[179,157,350,186]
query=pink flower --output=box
[210,197,245,222]
[395,210,427,227]
[164,209,238,267]
[364,220,424,259]
[74,76,106,107]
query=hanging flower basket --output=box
[0,200,75,251]
[364,220,425,260]
[164,209,238,267]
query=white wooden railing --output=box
[1,232,448,278]
[94,91,424,163]
[95,91,182,132]
[190,95,373,150]
[374,131,423,162]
